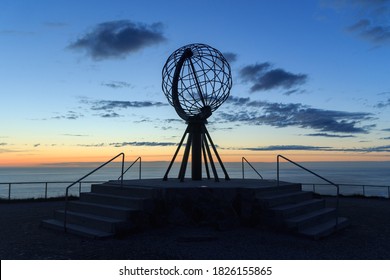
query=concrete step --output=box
[91,183,156,198]
[298,217,350,239]
[54,209,125,233]
[80,192,153,210]
[68,201,138,220]
[41,218,113,239]
[258,191,313,207]
[270,199,325,218]
[255,184,302,197]
[285,207,337,230]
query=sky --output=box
[1,0,390,166]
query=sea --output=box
[0,161,390,199]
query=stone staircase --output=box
[41,181,158,239]
[41,180,348,240]
[256,183,349,239]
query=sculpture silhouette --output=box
[162,43,232,181]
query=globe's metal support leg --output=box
[178,130,193,182]
[191,122,203,180]
[204,124,230,180]
[163,126,189,181]
[202,138,211,179]
[203,136,219,182]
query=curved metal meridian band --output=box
[172,48,193,121]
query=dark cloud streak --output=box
[68,20,166,60]
[222,96,375,134]
[239,63,307,93]
[227,144,390,153]
[102,81,132,89]
[305,133,355,138]
[88,100,168,111]
[348,19,390,43]
[375,98,390,108]
[222,52,238,63]
[110,141,177,147]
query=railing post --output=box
[336,184,340,227]
[64,188,68,232]
[139,157,142,180]
[242,157,245,179]
[277,155,280,186]
[45,182,48,199]
[79,182,82,195]
[8,183,11,200]
[121,153,125,187]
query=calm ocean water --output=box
[0,161,389,199]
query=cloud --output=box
[102,81,133,89]
[77,143,105,147]
[325,0,390,45]
[348,19,390,43]
[239,63,307,93]
[99,112,122,118]
[164,118,183,124]
[0,148,16,153]
[375,98,390,108]
[222,96,375,134]
[222,52,238,63]
[228,144,390,153]
[305,133,355,138]
[382,128,390,132]
[109,141,177,147]
[237,145,332,151]
[52,111,84,120]
[62,134,89,137]
[240,63,271,81]
[68,20,166,60]
[75,141,178,148]
[86,100,168,111]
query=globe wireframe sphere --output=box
[162,43,232,121]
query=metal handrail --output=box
[64,152,125,231]
[0,180,105,200]
[302,183,390,198]
[241,157,263,179]
[2,180,389,200]
[118,156,142,180]
[277,154,340,227]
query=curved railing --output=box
[118,157,142,180]
[64,152,125,231]
[277,154,340,227]
[241,157,263,179]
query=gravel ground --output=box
[1,196,390,260]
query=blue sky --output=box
[1,0,390,166]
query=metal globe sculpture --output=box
[162,43,232,181]
[162,43,232,121]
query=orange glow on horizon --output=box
[1,148,390,167]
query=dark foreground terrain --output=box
[1,196,390,259]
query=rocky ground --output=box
[1,196,390,260]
